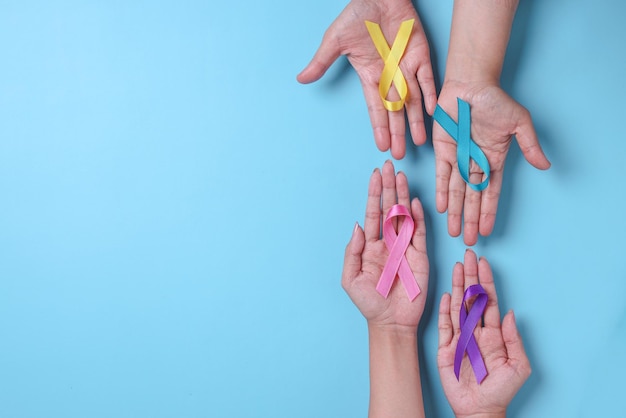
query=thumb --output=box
[297,31,341,84]
[515,109,551,170]
[502,310,532,380]
[341,222,365,289]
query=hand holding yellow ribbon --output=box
[365,19,414,112]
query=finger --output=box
[463,250,480,331]
[450,262,465,334]
[405,73,427,146]
[381,160,397,219]
[341,222,365,290]
[463,171,483,246]
[395,170,411,209]
[438,293,453,348]
[410,197,427,254]
[479,168,503,237]
[408,198,429,288]
[478,256,501,329]
[388,101,407,160]
[463,249,479,288]
[502,310,532,380]
[515,108,551,170]
[361,80,391,153]
[364,168,383,242]
[396,172,417,260]
[434,152,452,213]
[416,59,437,116]
[447,167,465,238]
[296,31,341,84]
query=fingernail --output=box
[353,222,360,235]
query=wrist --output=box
[444,52,502,86]
[367,322,418,340]
[437,78,498,107]
[458,411,506,418]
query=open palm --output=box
[342,160,429,328]
[298,0,436,159]
[437,250,531,417]
[433,82,550,245]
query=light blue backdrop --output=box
[1,1,624,417]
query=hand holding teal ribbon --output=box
[434,98,490,192]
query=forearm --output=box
[367,324,425,418]
[445,0,519,84]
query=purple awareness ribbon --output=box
[454,284,488,384]
[376,204,420,301]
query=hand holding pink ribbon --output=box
[376,204,421,301]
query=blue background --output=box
[1,1,624,417]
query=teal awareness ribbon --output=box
[433,98,490,192]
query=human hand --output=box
[437,250,531,418]
[341,160,429,331]
[433,82,550,245]
[297,0,436,159]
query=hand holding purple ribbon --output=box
[437,250,532,418]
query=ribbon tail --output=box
[376,232,405,298]
[376,264,398,298]
[457,98,471,185]
[398,259,420,301]
[433,105,458,144]
[454,333,487,383]
[466,336,488,383]
[454,316,472,380]
[364,21,390,59]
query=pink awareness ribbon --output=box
[454,284,488,384]
[376,204,421,301]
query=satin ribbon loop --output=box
[376,204,421,301]
[433,98,491,191]
[365,19,414,112]
[454,284,488,384]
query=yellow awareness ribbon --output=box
[365,19,414,111]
